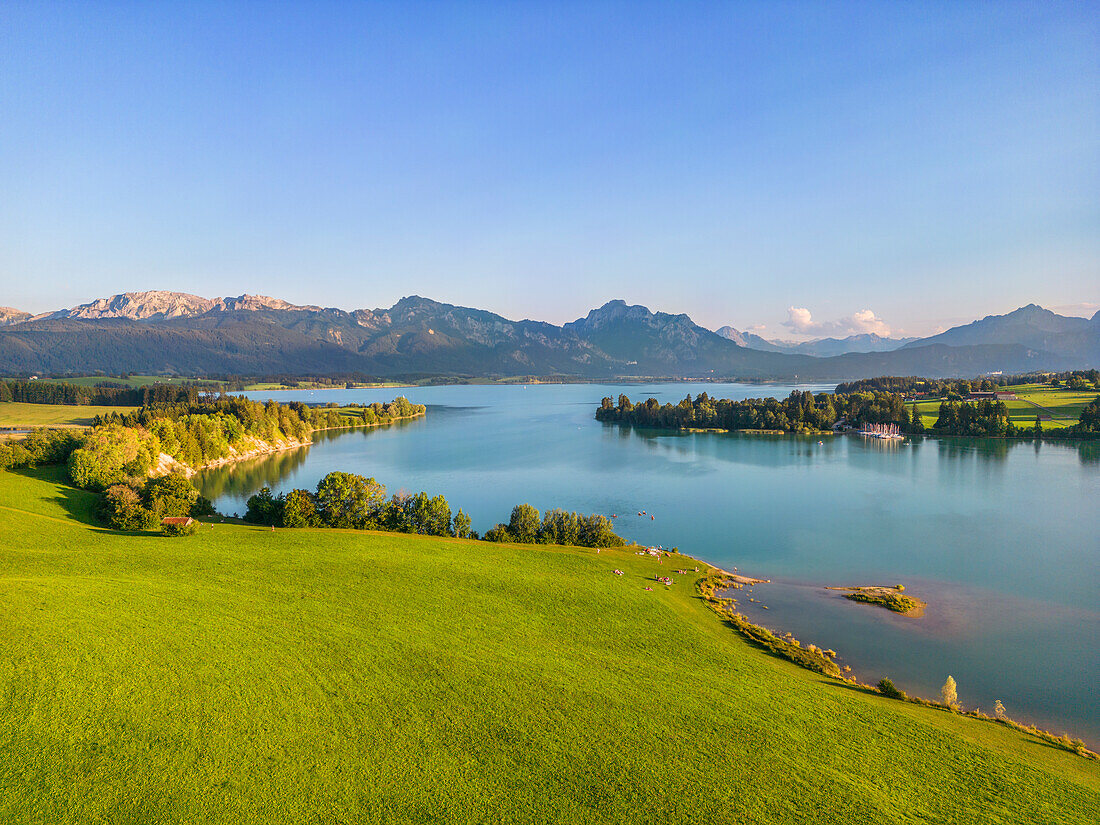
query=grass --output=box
[906,383,1100,431]
[36,375,204,387]
[0,402,138,428]
[844,590,924,614]
[0,468,1097,823]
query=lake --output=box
[197,383,1100,745]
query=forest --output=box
[596,390,916,433]
[0,379,204,406]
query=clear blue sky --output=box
[2,1,1097,339]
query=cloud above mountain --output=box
[782,307,892,338]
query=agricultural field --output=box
[1013,385,1100,421]
[0,467,1096,824]
[36,375,204,388]
[907,383,1098,431]
[0,402,137,429]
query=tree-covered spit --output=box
[596,390,917,434]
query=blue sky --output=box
[1,1,1097,339]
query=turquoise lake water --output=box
[197,383,1100,745]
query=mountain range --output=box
[0,292,1096,379]
[715,327,918,356]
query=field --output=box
[0,402,137,428]
[36,375,204,388]
[0,468,1096,823]
[907,384,1098,431]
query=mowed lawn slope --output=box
[0,469,1096,824]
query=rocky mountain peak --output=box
[216,294,322,313]
[0,306,31,326]
[63,291,218,320]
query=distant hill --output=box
[715,326,915,356]
[714,326,786,352]
[900,304,1100,365]
[786,334,917,357]
[0,293,1094,379]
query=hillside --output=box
[0,467,1097,823]
[0,292,1096,378]
[901,304,1100,364]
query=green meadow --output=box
[907,384,1098,431]
[0,467,1097,823]
[0,402,138,429]
[37,375,202,388]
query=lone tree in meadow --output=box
[941,676,959,710]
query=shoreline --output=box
[688,562,1096,758]
[155,409,427,478]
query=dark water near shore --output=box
[198,383,1100,745]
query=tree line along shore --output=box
[596,373,1100,439]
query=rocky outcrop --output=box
[0,307,31,326]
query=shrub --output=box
[144,472,199,517]
[245,487,284,526]
[877,677,907,700]
[162,520,198,537]
[281,489,319,527]
[483,524,513,543]
[101,484,159,531]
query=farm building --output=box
[160,516,195,528]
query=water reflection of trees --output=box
[933,436,1098,465]
[195,445,312,500]
[194,420,420,501]
[603,423,1100,470]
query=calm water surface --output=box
[198,383,1100,744]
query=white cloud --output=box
[1050,302,1100,318]
[782,306,892,338]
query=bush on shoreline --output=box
[244,477,626,549]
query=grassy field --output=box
[1014,385,1099,421]
[0,468,1097,823]
[35,375,204,388]
[0,402,137,428]
[907,383,1098,431]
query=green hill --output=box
[0,468,1096,823]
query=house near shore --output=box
[160,516,195,528]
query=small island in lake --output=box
[827,584,926,617]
